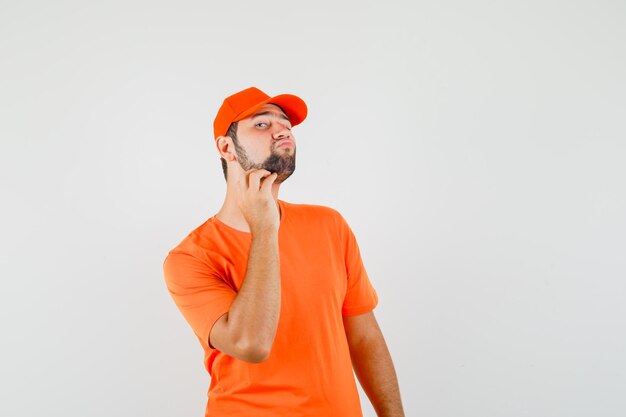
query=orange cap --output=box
[213,87,308,139]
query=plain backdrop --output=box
[1,1,625,416]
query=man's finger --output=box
[260,172,278,192]
[247,169,271,191]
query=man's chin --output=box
[274,170,295,184]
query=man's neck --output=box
[215,183,281,233]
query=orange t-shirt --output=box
[163,200,378,416]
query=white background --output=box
[1,1,625,416]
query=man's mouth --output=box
[276,139,294,148]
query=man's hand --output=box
[235,169,279,234]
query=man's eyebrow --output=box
[251,111,291,122]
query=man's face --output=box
[231,103,296,184]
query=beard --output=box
[233,140,296,184]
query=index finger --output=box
[246,169,272,190]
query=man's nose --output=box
[272,124,292,140]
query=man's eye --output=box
[255,122,268,128]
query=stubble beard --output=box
[234,140,296,184]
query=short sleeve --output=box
[338,215,379,316]
[163,250,237,349]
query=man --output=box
[163,87,405,417]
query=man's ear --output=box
[215,136,237,162]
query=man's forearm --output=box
[225,229,281,356]
[349,332,405,417]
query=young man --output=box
[163,87,405,417]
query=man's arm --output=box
[343,311,405,417]
[209,170,281,363]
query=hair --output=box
[220,121,238,181]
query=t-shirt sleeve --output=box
[163,250,237,349]
[338,214,379,316]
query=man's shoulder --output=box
[282,200,345,221]
[280,200,353,236]
[164,217,222,261]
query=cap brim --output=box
[234,94,308,127]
